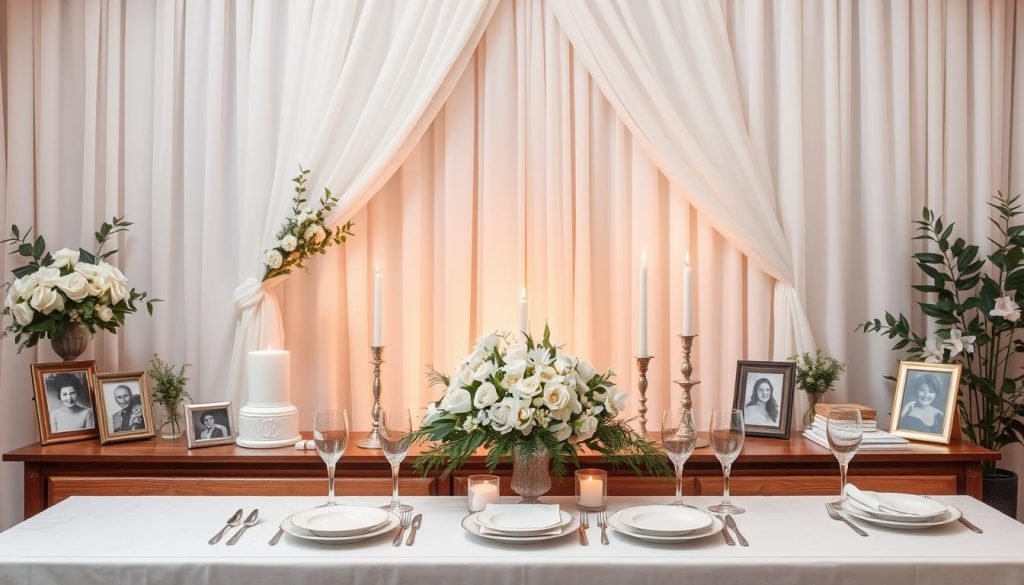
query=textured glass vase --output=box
[511,445,552,503]
[50,323,90,361]
[159,402,186,439]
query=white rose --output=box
[96,305,114,322]
[475,333,499,353]
[513,399,535,434]
[9,273,37,304]
[29,285,64,315]
[296,211,311,225]
[604,389,628,416]
[264,249,283,270]
[454,364,475,387]
[34,266,61,287]
[422,403,445,426]
[303,224,326,244]
[542,382,571,411]
[502,358,528,379]
[12,301,34,326]
[280,235,298,252]
[488,397,518,434]
[576,361,597,384]
[511,376,542,400]
[51,248,80,269]
[98,266,128,304]
[473,382,499,409]
[505,343,528,362]
[575,415,598,441]
[56,272,90,301]
[439,386,472,414]
[471,360,495,381]
[547,420,572,442]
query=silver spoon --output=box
[208,509,243,545]
[227,509,260,545]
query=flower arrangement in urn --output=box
[1,217,158,359]
[412,326,668,501]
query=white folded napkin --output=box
[477,523,564,536]
[843,484,944,517]
[480,503,561,529]
[844,484,885,512]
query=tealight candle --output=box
[468,474,501,512]
[575,468,607,511]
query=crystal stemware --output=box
[661,409,698,507]
[313,409,350,506]
[826,406,863,504]
[708,408,745,514]
[380,408,414,513]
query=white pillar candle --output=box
[578,476,604,509]
[373,266,383,346]
[469,482,500,511]
[519,287,528,334]
[682,252,693,336]
[246,349,290,405]
[639,250,648,357]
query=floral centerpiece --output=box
[412,327,668,501]
[1,217,158,359]
[147,354,192,439]
[790,350,847,425]
[262,167,355,281]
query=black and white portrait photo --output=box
[31,361,99,445]
[186,402,234,448]
[891,362,961,444]
[94,371,155,444]
[732,361,796,439]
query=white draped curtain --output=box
[2,0,1023,531]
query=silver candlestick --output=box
[674,334,709,448]
[357,346,384,449]
[635,355,654,438]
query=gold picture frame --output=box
[94,371,156,444]
[889,361,962,444]
[185,402,235,448]
[31,361,99,446]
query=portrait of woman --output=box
[744,377,780,426]
[45,373,95,433]
[732,361,795,439]
[198,412,229,439]
[897,372,949,434]
[185,402,234,448]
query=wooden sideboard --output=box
[4,432,998,518]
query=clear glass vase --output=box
[510,444,551,503]
[159,402,186,439]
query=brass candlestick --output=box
[635,355,654,438]
[357,346,384,449]
[674,334,709,448]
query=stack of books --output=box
[802,403,909,450]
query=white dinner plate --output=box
[606,509,724,543]
[281,511,400,543]
[617,505,713,536]
[845,497,945,523]
[475,504,563,534]
[290,505,392,537]
[463,510,578,543]
[841,501,962,529]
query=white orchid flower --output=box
[944,328,976,358]
[990,296,1022,322]
[922,335,944,363]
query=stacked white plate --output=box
[606,505,724,543]
[841,485,961,529]
[280,505,399,543]
[463,504,578,543]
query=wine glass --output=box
[380,408,414,513]
[662,409,698,507]
[708,408,746,514]
[826,406,863,505]
[313,409,350,506]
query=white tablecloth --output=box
[0,495,1021,585]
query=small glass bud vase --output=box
[575,468,607,511]
[467,474,501,513]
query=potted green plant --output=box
[860,193,1024,516]
[790,350,847,425]
[147,354,192,439]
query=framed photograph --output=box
[31,361,99,445]
[890,361,961,444]
[94,371,156,444]
[185,402,235,448]
[732,360,796,439]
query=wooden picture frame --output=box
[889,361,961,444]
[185,402,235,448]
[732,360,796,439]
[94,371,156,444]
[31,361,99,446]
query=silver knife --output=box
[958,515,984,534]
[724,514,749,547]
[406,514,423,545]
[718,515,735,546]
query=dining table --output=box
[0,494,1021,585]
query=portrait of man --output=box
[103,380,146,434]
[187,404,234,448]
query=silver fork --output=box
[597,510,609,545]
[825,502,868,536]
[392,510,413,547]
[268,509,298,546]
[577,511,589,546]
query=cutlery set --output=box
[213,508,424,546]
[209,509,259,545]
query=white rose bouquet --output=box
[412,327,669,478]
[1,217,158,351]
[262,166,355,281]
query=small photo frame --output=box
[890,361,961,444]
[732,360,796,439]
[185,402,235,448]
[31,361,99,445]
[95,371,156,444]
